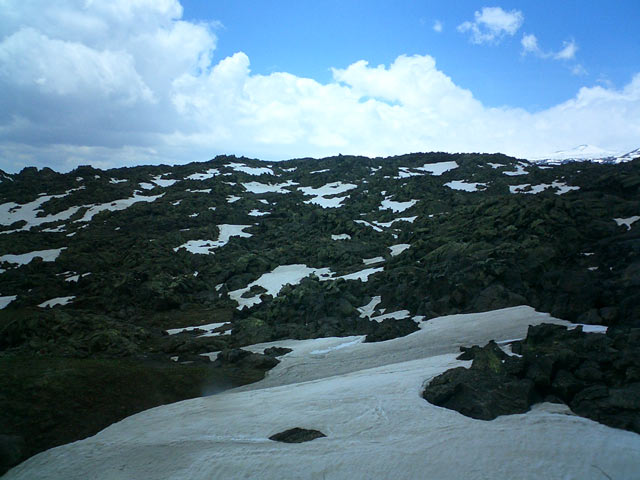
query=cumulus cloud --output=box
[433,20,443,33]
[457,7,523,44]
[0,1,639,172]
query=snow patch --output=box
[331,234,351,240]
[363,256,385,265]
[39,296,75,308]
[75,193,163,223]
[379,199,418,213]
[0,295,17,309]
[416,161,459,176]
[242,181,296,194]
[1,248,66,266]
[229,265,333,309]
[166,322,231,337]
[173,225,252,254]
[389,244,410,256]
[614,216,639,230]
[444,180,487,192]
[185,169,219,181]
[226,163,274,176]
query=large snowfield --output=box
[5,306,640,479]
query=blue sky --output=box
[0,1,639,172]
[184,0,638,110]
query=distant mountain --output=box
[531,144,640,165]
[1,151,639,475]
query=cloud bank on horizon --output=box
[0,1,639,173]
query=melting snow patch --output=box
[552,181,580,195]
[614,216,639,230]
[226,163,274,176]
[335,267,383,282]
[186,189,211,194]
[151,175,178,187]
[304,196,349,208]
[487,163,504,168]
[280,167,297,172]
[139,182,155,190]
[372,216,417,228]
[331,234,351,240]
[379,199,418,213]
[1,248,66,266]
[298,182,357,197]
[357,296,382,318]
[39,296,75,308]
[229,264,333,309]
[370,310,411,322]
[354,220,384,232]
[310,169,330,174]
[363,256,385,265]
[185,169,219,181]
[242,181,296,194]
[166,322,231,337]
[444,180,487,192]
[248,209,269,217]
[227,195,241,203]
[416,161,459,176]
[1,193,83,232]
[75,193,163,222]
[109,178,127,184]
[173,225,252,254]
[569,324,608,334]
[503,164,528,176]
[0,295,17,309]
[389,244,410,256]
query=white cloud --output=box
[521,34,581,73]
[555,40,578,60]
[458,7,523,44]
[0,1,639,172]
[521,33,542,56]
[433,20,443,33]
[571,64,588,76]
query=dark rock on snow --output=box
[269,427,327,443]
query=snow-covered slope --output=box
[6,306,639,480]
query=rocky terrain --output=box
[1,151,639,473]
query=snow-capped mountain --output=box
[531,144,640,165]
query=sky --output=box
[0,0,639,173]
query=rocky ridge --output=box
[1,151,639,472]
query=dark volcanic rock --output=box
[214,348,280,370]
[264,346,293,357]
[269,427,326,443]
[364,318,420,343]
[423,324,640,434]
[0,434,25,476]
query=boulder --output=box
[424,324,640,434]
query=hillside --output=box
[1,152,640,474]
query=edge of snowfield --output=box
[6,306,640,480]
